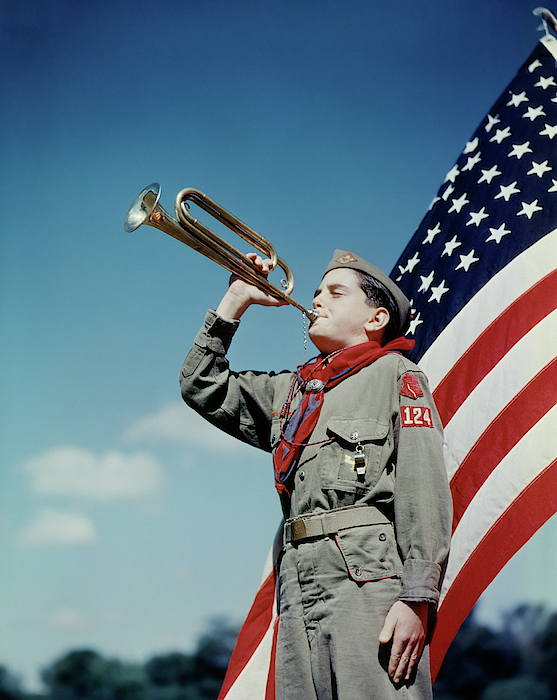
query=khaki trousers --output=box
[275,535,433,700]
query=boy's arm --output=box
[180,255,289,452]
[380,361,452,683]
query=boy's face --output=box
[309,268,385,354]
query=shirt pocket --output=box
[325,417,389,493]
[335,523,402,582]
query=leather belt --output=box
[284,505,391,545]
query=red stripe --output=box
[430,457,557,682]
[451,358,557,530]
[218,570,276,700]
[265,618,279,700]
[432,269,557,427]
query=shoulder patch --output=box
[401,373,423,399]
[400,406,433,428]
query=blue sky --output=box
[2,0,556,691]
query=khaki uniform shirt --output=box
[180,310,452,605]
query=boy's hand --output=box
[378,600,428,684]
[216,253,286,320]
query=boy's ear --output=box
[364,306,390,334]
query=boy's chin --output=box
[308,333,338,356]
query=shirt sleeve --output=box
[393,359,452,605]
[179,309,291,453]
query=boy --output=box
[180,250,452,700]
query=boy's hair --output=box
[354,270,402,343]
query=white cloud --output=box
[43,608,90,631]
[122,403,257,455]
[24,446,164,499]
[17,508,97,546]
[44,608,125,630]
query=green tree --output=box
[531,611,557,697]
[478,676,551,700]
[42,650,146,700]
[434,612,521,700]
[143,618,239,700]
[0,667,23,700]
[144,654,195,688]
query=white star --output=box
[463,137,479,154]
[528,59,542,72]
[442,236,462,257]
[462,152,482,172]
[448,192,470,214]
[486,223,511,244]
[535,75,557,90]
[507,90,529,106]
[466,207,489,226]
[528,160,552,177]
[405,252,420,273]
[517,200,543,218]
[428,196,440,210]
[444,165,460,183]
[456,249,480,272]
[540,123,557,139]
[478,165,502,184]
[408,311,424,335]
[422,223,441,244]
[548,179,557,193]
[395,264,406,281]
[490,127,512,144]
[418,271,435,292]
[485,114,501,132]
[523,105,546,121]
[552,94,557,104]
[508,141,533,159]
[442,183,455,201]
[494,181,521,201]
[429,280,450,303]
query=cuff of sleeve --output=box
[202,309,240,353]
[399,559,442,604]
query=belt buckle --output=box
[290,519,307,542]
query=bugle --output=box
[125,183,317,321]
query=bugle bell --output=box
[125,183,317,321]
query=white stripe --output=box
[541,35,557,61]
[260,541,276,584]
[222,614,277,700]
[443,308,557,480]
[418,227,557,390]
[222,537,280,699]
[439,403,557,607]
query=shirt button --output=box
[350,431,359,440]
[355,567,362,576]
[379,533,387,541]
[299,471,305,481]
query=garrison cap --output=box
[324,250,411,336]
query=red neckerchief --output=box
[273,336,415,495]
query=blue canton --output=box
[391,40,557,362]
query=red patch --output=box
[336,252,358,264]
[400,406,433,428]
[400,373,423,399]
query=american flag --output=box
[217,34,557,700]
[391,34,557,680]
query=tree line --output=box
[2,605,557,700]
